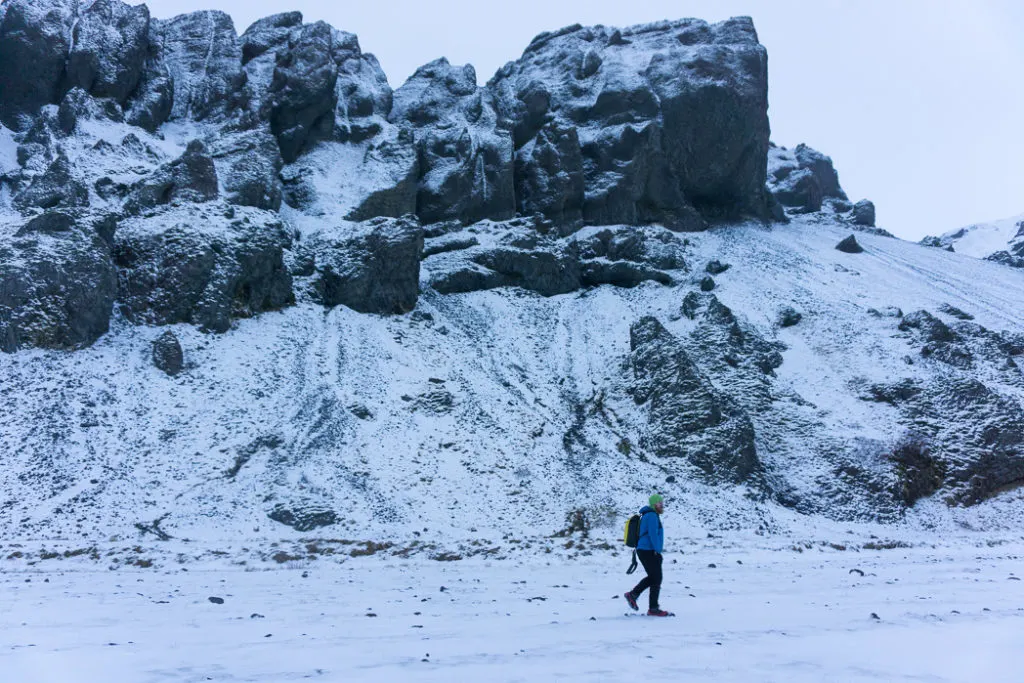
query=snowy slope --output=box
[933,214,1024,259]
[2,216,1023,546]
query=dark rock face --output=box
[157,10,244,122]
[266,21,341,162]
[513,121,584,224]
[64,0,151,106]
[426,222,681,296]
[0,0,77,129]
[0,215,117,352]
[208,129,284,211]
[113,206,294,333]
[491,17,769,227]
[392,59,515,225]
[630,316,761,483]
[13,152,90,211]
[152,330,184,375]
[836,235,863,253]
[124,23,174,132]
[126,140,219,213]
[307,216,424,314]
[852,199,875,227]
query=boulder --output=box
[630,316,761,483]
[835,234,863,254]
[392,59,515,225]
[152,330,184,375]
[63,0,151,106]
[113,205,294,332]
[0,0,77,129]
[852,199,876,227]
[125,140,219,213]
[573,225,688,270]
[490,17,769,227]
[12,152,90,211]
[57,88,124,135]
[307,216,424,314]
[0,214,117,351]
[777,306,802,327]
[766,143,848,213]
[156,10,244,122]
[793,143,846,199]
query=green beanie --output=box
[649,494,664,507]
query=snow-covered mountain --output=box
[1,2,1023,549]
[922,215,1024,268]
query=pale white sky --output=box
[144,0,1024,240]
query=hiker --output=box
[624,494,671,616]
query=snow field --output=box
[3,535,1024,682]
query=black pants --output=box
[630,549,663,610]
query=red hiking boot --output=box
[647,608,673,617]
[624,592,639,611]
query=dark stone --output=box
[392,58,515,225]
[422,234,480,258]
[699,276,716,292]
[514,120,584,224]
[114,205,294,333]
[705,260,730,275]
[522,16,766,224]
[495,17,772,225]
[125,140,219,213]
[308,216,424,314]
[573,226,687,270]
[268,504,338,532]
[938,303,974,321]
[777,306,802,327]
[630,316,761,483]
[13,152,90,211]
[852,199,875,227]
[0,0,77,129]
[240,12,302,64]
[152,330,184,376]
[681,291,701,320]
[0,216,117,352]
[124,22,174,132]
[63,0,151,106]
[15,211,76,236]
[208,129,284,211]
[57,88,124,135]
[156,11,244,122]
[580,260,673,288]
[794,144,846,199]
[835,235,863,254]
[267,21,340,162]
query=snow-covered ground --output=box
[3,533,1024,682]
[937,214,1024,259]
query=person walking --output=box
[624,494,671,616]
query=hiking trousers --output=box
[630,549,663,610]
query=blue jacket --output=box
[636,505,663,553]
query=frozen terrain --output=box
[3,532,1024,682]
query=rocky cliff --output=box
[0,2,1021,542]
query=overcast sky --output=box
[144,0,1024,240]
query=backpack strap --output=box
[626,548,638,575]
